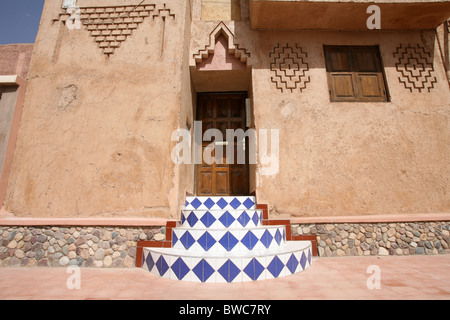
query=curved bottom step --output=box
[142,241,312,283]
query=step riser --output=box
[142,245,312,283]
[172,227,286,254]
[181,210,263,229]
[185,196,256,211]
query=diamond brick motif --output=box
[243,258,265,281]
[218,259,240,283]
[171,257,190,280]
[193,259,215,282]
[54,4,175,56]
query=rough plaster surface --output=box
[5,0,192,218]
[190,15,449,218]
[249,30,450,218]
[4,0,450,219]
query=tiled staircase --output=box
[137,196,313,283]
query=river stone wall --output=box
[0,226,163,267]
[292,221,450,257]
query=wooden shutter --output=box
[325,46,388,102]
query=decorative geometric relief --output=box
[193,21,250,65]
[54,3,175,56]
[269,43,310,93]
[393,43,437,93]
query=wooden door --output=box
[196,93,249,196]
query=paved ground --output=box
[0,255,449,300]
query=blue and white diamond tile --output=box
[241,230,259,251]
[177,256,196,283]
[266,255,285,279]
[237,211,251,227]
[215,258,243,283]
[181,209,263,229]
[142,240,312,282]
[266,254,289,280]
[142,251,154,272]
[197,231,217,252]
[185,196,256,210]
[191,258,216,283]
[171,257,190,281]
[200,211,216,228]
[241,256,267,282]
[285,252,299,275]
[173,227,287,254]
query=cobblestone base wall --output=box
[0,226,163,267]
[1,221,449,267]
[292,221,450,257]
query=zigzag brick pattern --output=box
[192,22,250,65]
[54,4,174,56]
[393,43,437,93]
[270,43,311,93]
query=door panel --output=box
[215,171,228,195]
[196,93,249,196]
[198,171,212,195]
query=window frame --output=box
[324,45,390,103]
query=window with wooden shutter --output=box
[324,46,388,102]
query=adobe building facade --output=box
[0,0,449,267]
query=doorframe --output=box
[194,91,250,196]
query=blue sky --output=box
[0,0,45,44]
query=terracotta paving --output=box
[0,255,449,300]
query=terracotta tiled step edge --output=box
[136,220,177,267]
